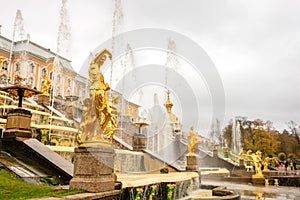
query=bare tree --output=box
[287,120,300,145]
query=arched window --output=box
[15,63,20,72]
[28,77,34,87]
[49,71,53,80]
[30,64,35,73]
[42,68,47,76]
[2,61,8,70]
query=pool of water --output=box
[201,179,300,200]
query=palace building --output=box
[0,35,87,100]
[0,35,142,156]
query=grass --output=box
[0,169,84,200]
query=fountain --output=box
[0,3,247,200]
[231,118,242,157]
[0,83,41,138]
[132,108,149,151]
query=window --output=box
[49,72,53,80]
[28,77,34,87]
[42,68,47,76]
[30,64,35,73]
[15,63,20,72]
[2,61,8,70]
[67,79,71,87]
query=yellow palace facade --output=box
[0,35,88,99]
[0,35,140,158]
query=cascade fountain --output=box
[231,118,241,156]
[0,2,246,199]
[48,0,71,137]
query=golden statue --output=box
[100,96,118,142]
[41,74,51,95]
[263,157,274,172]
[188,126,198,155]
[246,150,263,176]
[76,49,117,146]
[164,90,178,123]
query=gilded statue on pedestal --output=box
[246,150,263,176]
[188,126,198,155]
[76,49,117,146]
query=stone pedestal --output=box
[213,149,218,157]
[133,134,146,151]
[186,154,198,171]
[69,144,116,192]
[239,159,244,167]
[4,108,32,138]
[252,174,265,185]
[224,151,229,158]
[37,94,50,106]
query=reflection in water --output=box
[255,192,263,200]
[202,180,300,200]
[255,192,266,200]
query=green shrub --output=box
[278,152,286,161]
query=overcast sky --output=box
[1,0,300,132]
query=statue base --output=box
[252,174,265,185]
[4,108,32,138]
[213,149,218,157]
[186,154,198,171]
[224,151,229,158]
[69,144,116,192]
[133,134,146,151]
[263,169,270,173]
[239,159,245,167]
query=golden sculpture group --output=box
[76,49,118,146]
[241,149,274,176]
